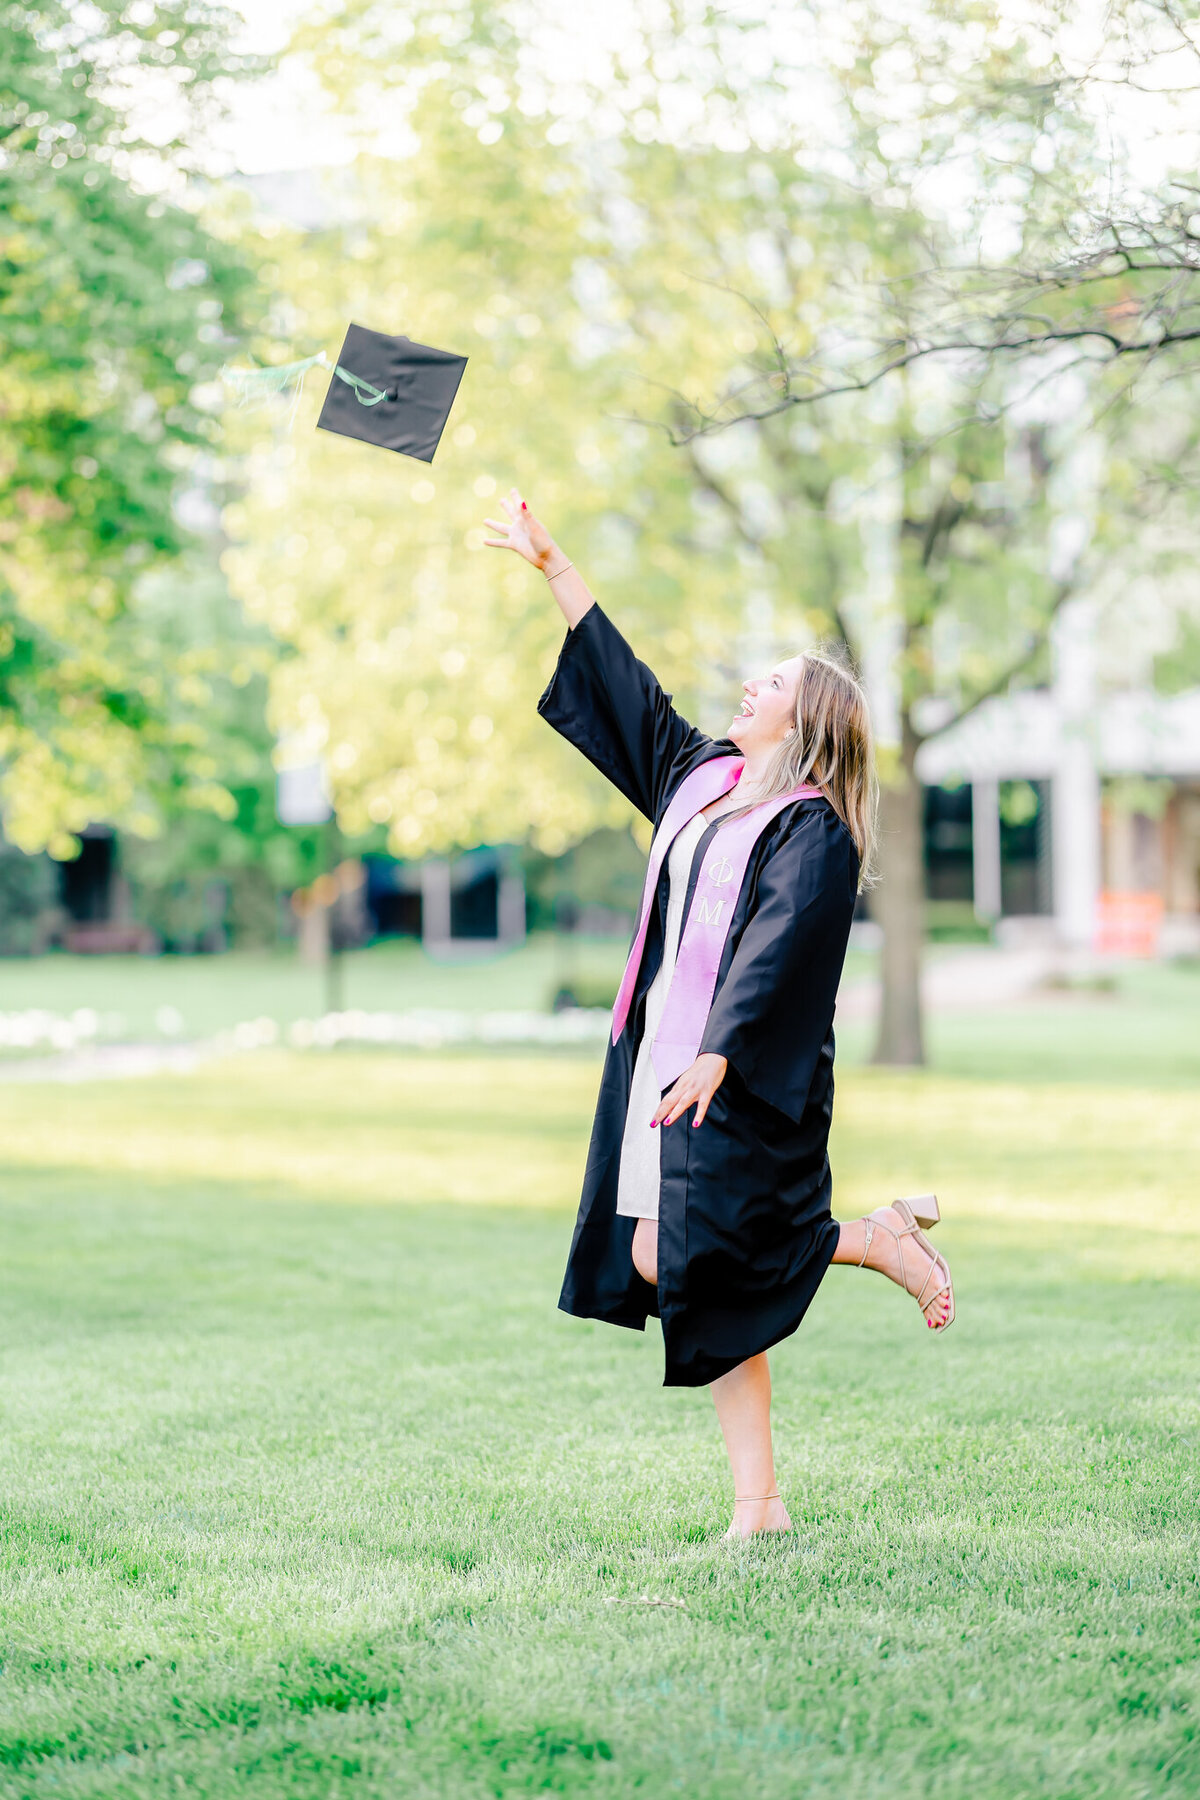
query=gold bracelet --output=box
[546,562,574,581]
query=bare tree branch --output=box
[918,575,1082,747]
[683,441,860,655]
[681,444,764,556]
[632,195,1200,444]
[655,314,1200,443]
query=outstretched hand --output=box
[482,488,556,570]
[651,1053,728,1130]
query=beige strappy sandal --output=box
[860,1197,955,1332]
[898,1193,941,1230]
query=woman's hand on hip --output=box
[482,488,561,571]
[652,1053,728,1130]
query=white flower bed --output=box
[282,1008,611,1051]
[0,1006,611,1059]
[0,1008,107,1051]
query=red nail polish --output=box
[521,501,528,510]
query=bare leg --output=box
[710,1355,792,1538]
[632,1207,945,1544]
[832,1210,952,1328]
[632,1217,658,1285]
[630,1222,786,1537]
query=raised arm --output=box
[483,487,594,628]
[484,487,711,820]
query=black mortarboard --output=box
[316,323,468,463]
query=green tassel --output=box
[220,355,389,412]
[332,365,388,405]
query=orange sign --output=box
[1094,891,1164,957]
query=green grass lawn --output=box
[0,1050,1196,1798]
[0,938,635,1038]
[835,958,1200,1087]
[3,941,1199,1086]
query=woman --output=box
[485,490,954,1539]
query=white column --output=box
[1053,742,1101,945]
[420,858,452,948]
[497,867,526,945]
[972,779,1002,921]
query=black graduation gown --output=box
[538,605,859,1388]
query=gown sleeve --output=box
[537,604,712,821]
[699,806,859,1122]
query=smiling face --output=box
[727,654,806,754]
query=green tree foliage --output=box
[114,555,326,948]
[572,0,1200,1059]
[0,0,259,855]
[221,118,749,862]
[555,7,1111,1062]
[233,0,1198,1054]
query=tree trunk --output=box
[871,725,925,1065]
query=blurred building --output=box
[918,601,1200,953]
[364,848,527,951]
[0,827,159,955]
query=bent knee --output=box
[632,1219,658,1286]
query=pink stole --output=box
[610,754,822,1086]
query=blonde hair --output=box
[749,647,878,888]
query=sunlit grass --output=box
[1,1052,1195,1249]
[0,1052,1196,1797]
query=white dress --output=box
[615,811,709,1222]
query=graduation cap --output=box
[316,323,468,463]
